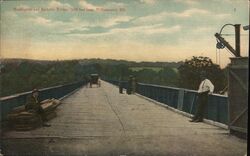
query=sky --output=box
[0,0,249,67]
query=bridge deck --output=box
[2,81,247,155]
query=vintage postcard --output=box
[0,0,248,155]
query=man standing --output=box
[131,77,137,94]
[190,71,214,122]
[119,77,124,94]
[126,75,133,95]
[25,89,51,127]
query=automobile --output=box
[89,74,101,88]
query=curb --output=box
[135,93,228,130]
[58,85,87,105]
[103,81,228,130]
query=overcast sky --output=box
[1,0,249,67]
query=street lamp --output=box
[215,24,241,57]
[243,25,249,31]
[216,24,235,50]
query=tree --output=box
[158,67,179,86]
[178,56,226,92]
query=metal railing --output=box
[0,80,88,122]
[105,79,228,125]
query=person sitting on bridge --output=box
[190,71,214,122]
[25,88,51,127]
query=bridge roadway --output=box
[2,81,247,156]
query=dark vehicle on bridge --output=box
[89,74,101,88]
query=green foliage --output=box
[178,56,226,92]
[0,60,89,97]
[0,58,184,97]
[100,64,130,81]
[130,67,163,72]
[129,67,179,87]
[0,59,133,97]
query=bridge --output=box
[0,80,247,155]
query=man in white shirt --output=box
[190,71,214,122]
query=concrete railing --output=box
[105,79,228,125]
[0,80,88,122]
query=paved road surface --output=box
[1,81,247,156]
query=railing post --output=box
[177,89,184,111]
[189,93,196,114]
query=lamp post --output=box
[215,24,249,139]
[243,25,249,31]
[215,24,241,57]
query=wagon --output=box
[89,74,101,88]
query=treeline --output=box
[0,59,181,97]
[0,60,90,97]
[77,58,182,68]
[134,67,179,86]
[178,56,227,92]
[98,56,227,92]
[0,57,227,97]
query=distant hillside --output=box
[0,58,53,65]
[0,59,91,97]
[78,59,182,68]
[1,58,183,68]
[0,58,182,97]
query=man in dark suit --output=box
[190,71,214,122]
[25,89,51,127]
